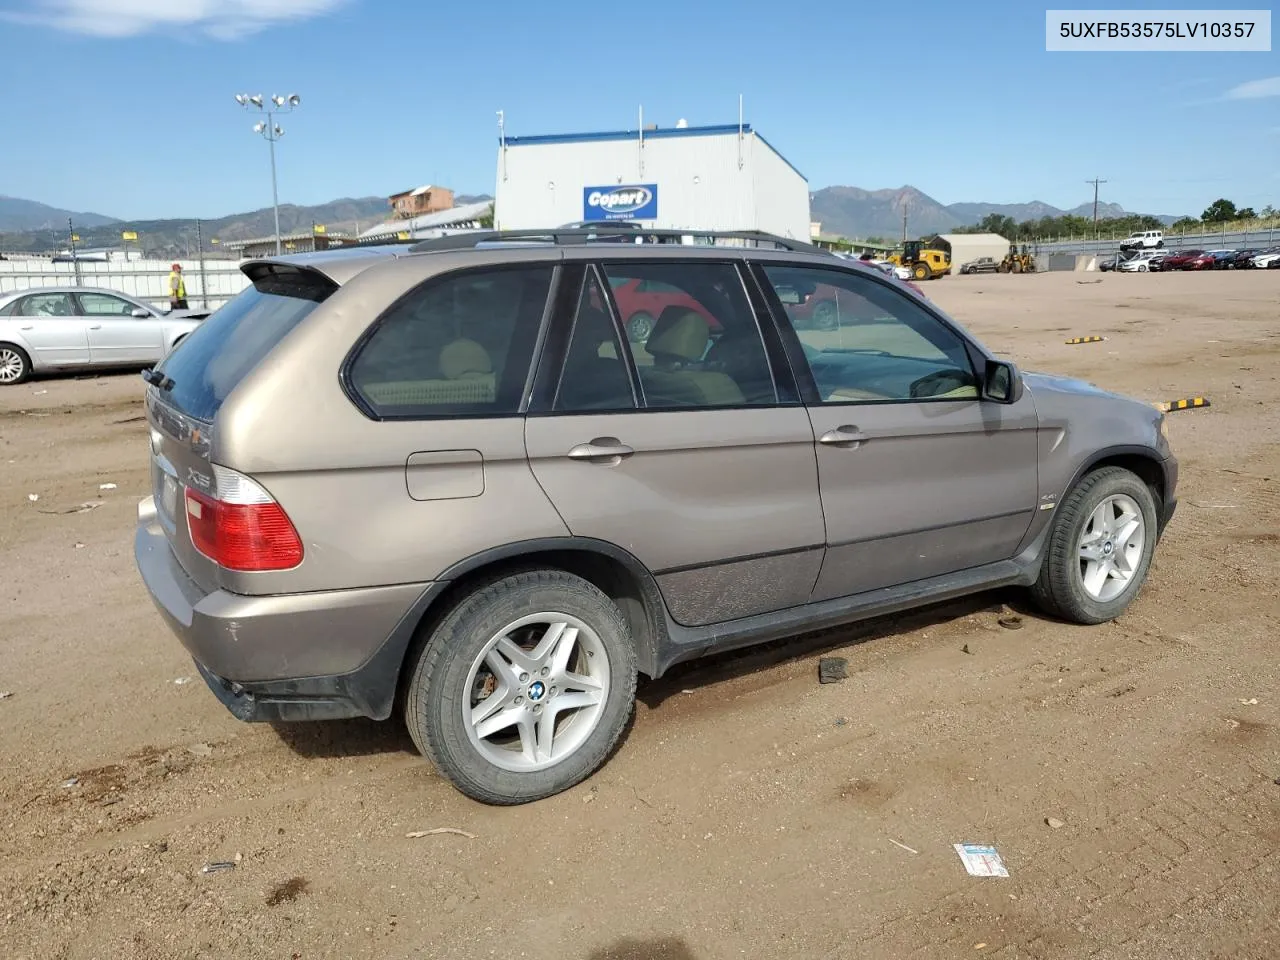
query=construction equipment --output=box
[888,239,952,281]
[998,244,1038,274]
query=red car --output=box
[1160,249,1205,270]
[608,277,720,342]
[608,268,926,342]
[1183,252,1216,270]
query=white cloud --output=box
[3,0,348,39]
[1225,76,1280,100]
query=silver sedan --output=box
[0,286,208,385]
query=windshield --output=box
[153,268,333,422]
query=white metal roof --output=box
[359,200,492,241]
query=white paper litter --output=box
[99,483,118,491]
[954,843,1009,878]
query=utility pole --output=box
[195,219,208,309]
[902,208,908,245]
[67,218,82,285]
[1086,177,1108,240]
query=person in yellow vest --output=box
[169,264,188,310]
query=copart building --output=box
[492,122,810,239]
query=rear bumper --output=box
[134,497,434,721]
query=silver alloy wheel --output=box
[627,312,654,343]
[1078,493,1145,602]
[463,612,610,773]
[0,348,25,384]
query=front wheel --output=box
[912,262,931,281]
[405,570,637,805]
[1138,263,1148,272]
[0,343,31,385]
[1030,467,1159,624]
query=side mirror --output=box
[983,359,1024,404]
[131,307,150,318]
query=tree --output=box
[975,213,1018,239]
[1236,207,1257,220]
[1170,217,1201,232]
[1262,204,1277,219]
[477,204,495,229]
[1201,198,1238,223]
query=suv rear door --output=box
[755,262,1039,601]
[524,260,826,626]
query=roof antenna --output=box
[737,94,744,169]
[497,109,507,182]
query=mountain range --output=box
[2,187,1183,253]
[0,194,493,256]
[809,186,1183,240]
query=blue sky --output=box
[1,0,1276,220]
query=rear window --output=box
[154,268,332,422]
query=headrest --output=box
[439,338,492,379]
[647,308,709,363]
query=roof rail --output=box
[406,226,827,255]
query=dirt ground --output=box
[2,269,1278,960]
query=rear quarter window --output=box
[154,268,332,422]
[346,265,554,419]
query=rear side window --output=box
[348,265,554,419]
[155,268,331,422]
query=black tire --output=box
[626,312,654,343]
[1156,240,1164,248]
[912,262,931,281]
[404,569,637,805]
[1030,467,1159,625]
[0,343,32,386]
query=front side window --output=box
[349,265,553,419]
[78,293,138,316]
[19,293,76,317]
[601,262,776,408]
[762,265,978,403]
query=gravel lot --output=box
[2,269,1278,960]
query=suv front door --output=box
[524,261,826,626]
[755,263,1039,602]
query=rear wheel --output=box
[404,570,637,805]
[1138,263,1148,272]
[1030,467,1158,625]
[626,312,654,343]
[0,344,31,385]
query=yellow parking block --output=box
[1154,397,1211,413]
[1065,336,1107,344]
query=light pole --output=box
[235,93,301,255]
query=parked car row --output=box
[1101,247,1280,273]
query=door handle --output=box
[818,425,867,448]
[88,324,102,330]
[566,438,635,463]
[20,325,34,331]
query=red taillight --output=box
[185,468,303,572]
